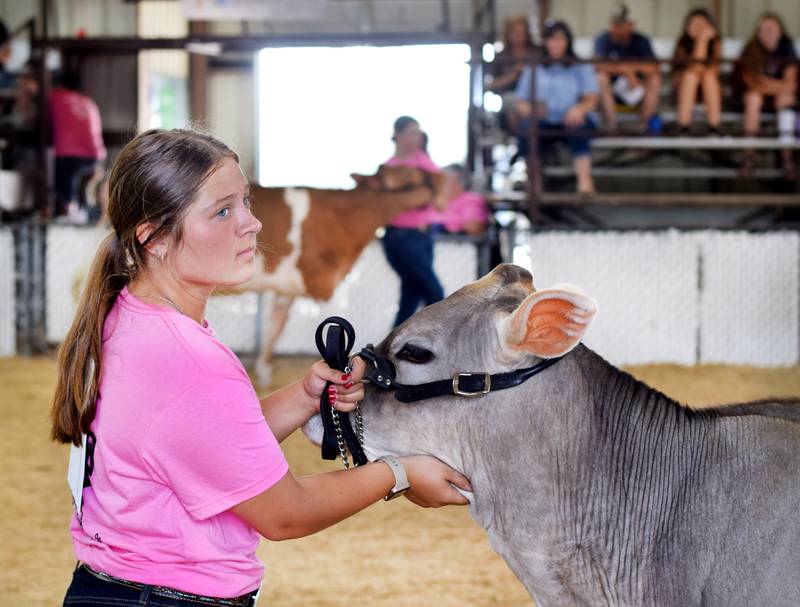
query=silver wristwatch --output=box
[375,455,410,501]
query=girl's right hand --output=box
[399,455,472,507]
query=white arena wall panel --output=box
[698,231,799,366]
[44,228,478,357]
[518,231,699,366]
[0,228,15,357]
[46,225,109,344]
[273,239,479,354]
[42,227,800,366]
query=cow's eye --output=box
[396,343,433,364]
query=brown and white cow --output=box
[232,165,448,385]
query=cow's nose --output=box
[492,263,533,287]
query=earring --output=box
[157,248,166,262]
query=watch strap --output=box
[375,455,410,500]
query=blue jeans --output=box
[518,117,596,158]
[62,564,257,606]
[382,227,444,327]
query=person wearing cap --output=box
[513,19,599,195]
[594,3,662,134]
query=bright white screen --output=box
[257,44,470,188]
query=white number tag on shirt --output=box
[67,432,88,514]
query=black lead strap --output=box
[315,317,368,467]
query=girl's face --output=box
[394,122,424,155]
[166,157,262,288]
[687,15,711,39]
[545,30,568,59]
[757,18,782,52]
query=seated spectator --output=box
[734,12,798,179]
[0,20,12,91]
[594,2,662,134]
[487,15,537,133]
[49,69,107,221]
[512,19,599,194]
[429,164,489,236]
[672,8,722,135]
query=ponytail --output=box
[50,233,131,445]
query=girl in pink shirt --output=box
[382,116,451,327]
[52,129,471,607]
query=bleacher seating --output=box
[479,37,800,226]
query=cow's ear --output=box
[351,173,380,189]
[503,285,597,358]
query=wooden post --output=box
[189,21,209,122]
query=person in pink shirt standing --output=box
[51,128,471,606]
[382,116,452,327]
[49,69,106,221]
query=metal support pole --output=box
[439,0,451,33]
[467,37,482,188]
[37,0,52,217]
[526,58,541,224]
[15,218,48,356]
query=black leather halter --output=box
[314,317,563,467]
[358,345,562,402]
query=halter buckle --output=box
[452,372,491,397]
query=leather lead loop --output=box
[315,317,368,467]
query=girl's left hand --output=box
[302,356,366,416]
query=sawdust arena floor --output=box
[1,354,799,607]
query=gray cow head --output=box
[305,263,597,494]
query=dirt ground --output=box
[1,355,798,607]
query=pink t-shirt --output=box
[70,287,288,597]
[429,191,489,233]
[49,86,107,160]
[385,150,440,229]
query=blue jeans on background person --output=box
[517,116,597,160]
[63,564,257,606]
[382,226,444,327]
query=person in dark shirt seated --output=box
[734,12,798,179]
[671,8,722,135]
[487,15,537,134]
[594,3,662,134]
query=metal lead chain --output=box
[330,405,350,469]
[355,404,364,446]
[331,362,364,470]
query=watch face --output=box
[385,487,409,501]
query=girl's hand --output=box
[700,22,717,40]
[400,455,473,507]
[564,105,586,129]
[301,356,366,416]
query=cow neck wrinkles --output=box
[550,346,725,603]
